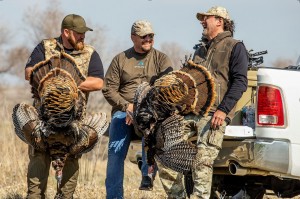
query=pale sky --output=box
[1,0,300,67]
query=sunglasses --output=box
[137,34,154,40]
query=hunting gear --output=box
[133,6,248,199]
[14,14,107,199]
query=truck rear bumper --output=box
[215,138,289,174]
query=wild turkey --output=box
[133,60,215,174]
[12,52,109,184]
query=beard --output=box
[68,37,84,51]
[141,41,153,53]
[141,45,152,53]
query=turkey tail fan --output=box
[29,54,85,99]
[38,67,78,98]
[70,112,109,155]
[38,68,78,127]
[30,58,57,99]
[178,60,216,116]
[12,103,46,151]
[170,71,198,114]
[154,114,197,174]
[154,73,188,105]
[59,52,86,86]
[188,60,216,115]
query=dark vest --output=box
[193,31,239,120]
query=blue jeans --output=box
[106,111,148,199]
[141,137,157,178]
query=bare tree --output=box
[0,24,13,74]
[5,46,31,78]
[22,0,64,45]
[160,42,192,70]
[0,1,63,79]
[3,0,108,80]
[85,24,109,66]
[0,24,11,47]
[1,0,110,104]
[23,0,107,51]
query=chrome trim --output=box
[215,138,289,174]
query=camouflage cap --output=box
[196,6,230,21]
[131,20,154,37]
[61,14,93,34]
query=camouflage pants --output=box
[158,115,226,199]
[26,146,79,199]
[156,159,187,199]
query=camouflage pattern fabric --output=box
[156,159,187,199]
[157,115,226,199]
[43,38,94,77]
[193,115,226,198]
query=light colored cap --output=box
[131,20,154,36]
[196,6,230,21]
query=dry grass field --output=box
[0,86,291,199]
[0,86,167,199]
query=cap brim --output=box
[137,31,155,37]
[72,27,93,34]
[196,12,213,21]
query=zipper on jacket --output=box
[206,48,216,70]
[217,82,221,105]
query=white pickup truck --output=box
[128,56,300,198]
[212,64,300,198]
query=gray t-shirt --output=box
[103,47,173,114]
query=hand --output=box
[125,103,134,125]
[211,110,226,130]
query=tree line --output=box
[0,0,191,85]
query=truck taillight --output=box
[257,85,285,126]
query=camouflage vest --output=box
[43,38,94,78]
[193,31,239,120]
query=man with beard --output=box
[157,6,248,199]
[25,14,104,198]
[102,20,173,199]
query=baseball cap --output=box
[61,14,93,34]
[196,6,230,21]
[131,20,154,37]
